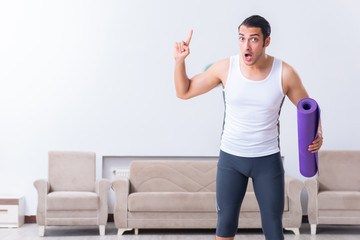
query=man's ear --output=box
[264,36,271,47]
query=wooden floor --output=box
[1,223,360,240]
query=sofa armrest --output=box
[112,176,130,228]
[95,179,111,225]
[33,179,50,225]
[304,178,318,224]
[285,176,304,228]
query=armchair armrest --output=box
[33,179,50,225]
[95,179,111,225]
[112,176,130,228]
[285,176,304,227]
[304,178,319,224]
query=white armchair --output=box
[34,151,111,236]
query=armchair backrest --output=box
[48,151,96,192]
[317,150,360,191]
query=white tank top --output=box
[220,55,285,157]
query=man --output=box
[174,15,323,240]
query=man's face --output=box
[238,25,270,66]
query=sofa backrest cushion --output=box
[129,160,255,193]
[317,150,360,191]
[129,160,217,193]
[48,151,96,192]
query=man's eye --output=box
[251,38,258,42]
[239,37,244,41]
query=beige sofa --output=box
[305,150,360,234]
[34,151,111,236]
[112,160,304,235]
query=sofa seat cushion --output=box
[47,191,98,210]
[318,191,360,210]
[128,192,288,212]
[128,192,215,212]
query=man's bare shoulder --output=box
[210,58,230,70]
[208,58,230,81]
[282,61,302,84]
[282,61,298,78]
[281,60,303,95]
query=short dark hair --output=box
[238,15,271,44]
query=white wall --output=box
[0,0,359,215]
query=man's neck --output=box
[242,54,272,71]
[239,54,274,81]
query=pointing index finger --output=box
[186,29,193,45]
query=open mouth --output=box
[244,53,252,61]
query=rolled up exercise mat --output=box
[297,98,321,177]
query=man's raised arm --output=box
[174,30,224,100]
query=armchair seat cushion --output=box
[318,191,360,210]
[47,191,99,210]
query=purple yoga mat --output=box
[297,98,321,177]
